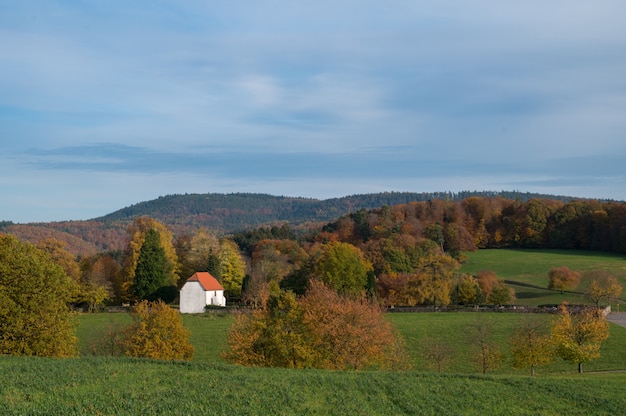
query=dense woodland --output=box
[0,191,584,255]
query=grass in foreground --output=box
[1,356,625,415]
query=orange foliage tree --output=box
[223,282,407,370]
[547,266,580,293]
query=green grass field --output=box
[4,249,626,414]
[75,310,626,375]
[1,356,625,415]
[460,249,626,306]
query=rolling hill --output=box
[0,190,582,255]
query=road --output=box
[608,312,626,328]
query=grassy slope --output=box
[1,356,625,415]
[460,249,626,306]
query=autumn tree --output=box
[548,266,580,293]
[120,217,180,301]
[218,239,246,299]
[224,283,408,370]
[583,270,623,307]
[301,281,407,370]
[0,234,77,357]
[470,318,504,374]
[130,228,175,301]
[551,303,609,373]
[476,270,515,305]
[223,291,317,368]
[119,300,193,361]
[453,274,480,305]
[421,337,454,373]
[510,317,553,376]
[80,253,120,311]
[312,242,373,296]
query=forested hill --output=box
[96,191,578,227]
[0,191,585,255]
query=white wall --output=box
[180,282,206,313]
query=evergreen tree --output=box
[130,229,172,301]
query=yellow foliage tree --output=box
[551,303,609,373]
[0,234,77,357]
[119,300,193,361]
[510,317,553,376]
[218,239,246,298]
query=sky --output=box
[1,1,626,223]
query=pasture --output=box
[460,249,626,306]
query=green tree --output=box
[130,229,173,301]
[312,242,373,296]
[510,317,553,376]
[551,303,610,373]
[425,223,445,251]
[0,234,77,357]
[119,300,193,360]
[120,217,180,302]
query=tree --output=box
[223,291,317,368]
[453,274,480,305]
[301,281,407,370]
[421,337,454,373]
[470,318,504,374]
[476,270,515,305]
[584,271,623,307]
[312,242,373,296]
[218,239,246,299]
[548,266,580,293]
[119,300,193,360]
[551,303,609,373]
[425,223,445,251]
[120,217,180,301]
[130,229,173,301]
[0,234,77,357]
[510,317,553,376]
[223,283,408,370]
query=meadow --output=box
[3,249,626,414]
[460,249,626,306]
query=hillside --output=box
[0,191,584,255]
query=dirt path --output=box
[608,312,626,328]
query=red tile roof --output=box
[187,272,224,291]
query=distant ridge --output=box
[0,190,601,255]
[95,190,582,228]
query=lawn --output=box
[460,249,626,306]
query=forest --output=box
[0,190,585,256]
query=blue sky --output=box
[2,1,626,223]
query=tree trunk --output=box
[578,362,583,373]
